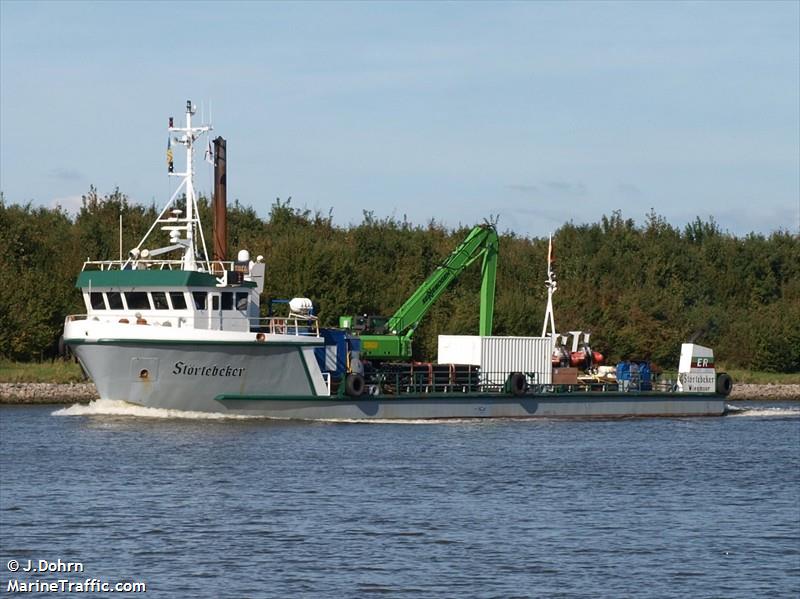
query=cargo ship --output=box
[62,100,733,419]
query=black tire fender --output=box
[716,373,733,396]
[509,372,527,397]
[345,373,365,397]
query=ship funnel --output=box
[213,136,227,263]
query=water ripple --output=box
[1,401,798,598]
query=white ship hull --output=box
[68,339,726,419]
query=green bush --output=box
[1,192,798,373]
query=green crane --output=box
[341,223,499,360]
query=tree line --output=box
[1,188,798,372]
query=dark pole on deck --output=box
[213,136,227,262]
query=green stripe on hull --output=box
[217,395,328,401]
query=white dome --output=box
[289,297,313,315]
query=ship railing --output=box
[611,371,667,392]
[66,313,321,337]
[368,370,679,396]
[65,314,90,322]
[372,370,548,395]
[64,313,190,327]
[81,259,237,272]
[250,316,320,337]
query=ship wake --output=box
[51,401,497,424]
[726,404,800,418]
[52,399,254,420]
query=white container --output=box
[437,335,482,365]
[481,336,553,386]
[437,335,553,385]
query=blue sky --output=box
[1,1,798,237]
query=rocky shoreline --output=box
[0,383,99,404]
[1,381,798,405]
[729,383,800,401]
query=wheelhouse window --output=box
[170,292,187,310]
[89,292,106,310]
[221,292,233,311]
[235,292,248,311]
[125,292,151,310]
[107,292,123,310]
[211,295,220,311]
[192,292,207,310]
[151,292,169,310]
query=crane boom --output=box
[354,223,499,360]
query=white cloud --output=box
[50,195,83,214]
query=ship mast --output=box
[121,99,215,272]
[541,234,557,338]
[168,100,212,271]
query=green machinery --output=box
[340,223,499,360]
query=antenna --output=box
[124,99,213,271]
[541,234,557,338]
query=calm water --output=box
[1,401,798,598]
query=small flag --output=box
[204,138,214,165]
[166,137,174,171]
[548,235,555,264]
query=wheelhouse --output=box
[76,268,260,332]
